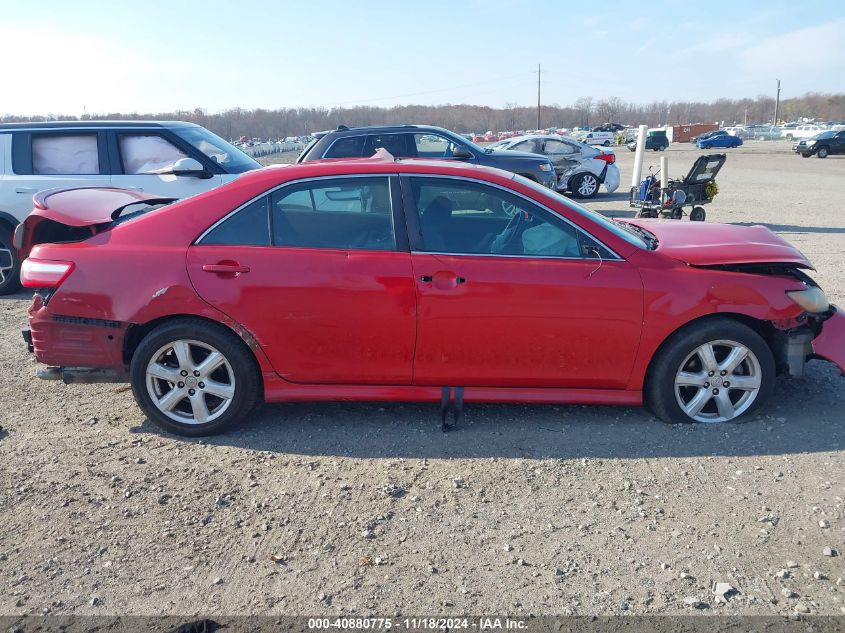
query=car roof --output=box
[318,124,453,137]
[234,153,518,189]
[0,120,200,131]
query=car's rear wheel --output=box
[130,319,260,436]
[801,153,812,158]
[0,225,22,296]
[570,173,599,198]
[817,146,829,158]
[646,318,774,425]
[603,140,611,147]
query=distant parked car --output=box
[794,131,845,158]
[487,134,620,199]
[627,130,669,152]
[297,125,557,188]
[741,125,782,141]
[782,124,825,141]
[0,120,260,294]
[690,130,728,144]
[697,134,742,149]
[580,131,615,146]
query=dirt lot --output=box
[1,141,843,617]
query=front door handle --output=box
[419,275,433,282]
[419,272,466,287]
[202,262,250,275]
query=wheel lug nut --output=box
[720,370,727,376]
[178,381,184,388]
[193,370,200,377]
[712,389,719,395]
[704,382,710,387]
[198,382,205,389]
[180,370,188,376]
[708,371,715,376]
[723,382,730,387]
[189,389,195,396]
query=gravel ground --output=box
[0,141,843,617]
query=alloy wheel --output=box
[0,247,13,287]
[145,339,235,425]
[578,174,598,197]
[674,339,762,423]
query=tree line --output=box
[3,93,843,140]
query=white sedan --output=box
[488,134,620,198]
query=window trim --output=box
[398,174,622,261]
[195,173,408,252]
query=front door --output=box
[187,175,417,385]
[403,176,644,389]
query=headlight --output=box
[787,286,829,313]
[539,163,553,172]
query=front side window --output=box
[413,133,459,158]
[510,139,540,153]
[32,134,99,175]
[410,177,582,257]
[271,177,394,250]
[119,134,188,174]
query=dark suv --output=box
[297,125,557,188]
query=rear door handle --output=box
[202,263,250,274]
[15,187,36,194]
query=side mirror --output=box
[452,147,473,160]
[171,157,211,178]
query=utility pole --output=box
[536,64,541,130]
[774,79,781,125]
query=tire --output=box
[603,140,611,147]
[645,318,775,425]
[670,207,684,220]
[130,318,260,436]
[785,134,794,140]
[0,224,22,296]
[801,153,812,158]
[569,172,600,199]
[660,144,667,151]
[817,146,829,158]
[690,206,706,222]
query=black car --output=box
[794,131,845,158]
[592,123,625,132]
[627,130,669,152]
[297,125,557,188]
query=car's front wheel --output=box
[570,172,599,198]
[817,146,829,158]
[646,318,774,424]
[130,319,260,436]
[0,225,22,296]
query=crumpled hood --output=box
[623,219,814,269]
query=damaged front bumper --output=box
[811,305,845,375]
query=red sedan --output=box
[17,154,845,435]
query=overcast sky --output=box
[2,0,843,116]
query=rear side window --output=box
[323,135,366,158]
[362,134,410,157]
[118,134,189,174]
[201,197,270,246]
[32,134,99,175]
[271,177,394,250]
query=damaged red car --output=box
[16,155,845,435]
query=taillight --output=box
[20,259,75,288]
[594,153,616,164]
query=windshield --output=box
[512,174,650,250]
[173,127,260,173]
[814,131,835,140]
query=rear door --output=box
[108,129,223,198]
[187,174,417,385]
